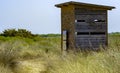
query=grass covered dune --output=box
[0,35,120,73]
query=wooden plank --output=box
[75,22,107,24]
[75,23,107,28]
[75,26,106,30]
[75,25,106,30]
[75,29,106,32]
[75,15,106,20]
[75,38,106,41]
[76,35,106,38]
[75,35,90,38]
[75,39,106,48]
[75,40,106,44]
[75,36,106,43]
[75,8,106,15]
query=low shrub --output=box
[1,29,34,38]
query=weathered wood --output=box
[61,5,75,50]
[75,29,106,32]
[55,1,114,50]
[75,34,106,49]
[55,1,115,10]
[75,23,106,30]
[76,35,106,38]
[75,15,106,20]
[75,8,107,15]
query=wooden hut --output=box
[55,1,115,51]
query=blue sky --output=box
[0,0,119,34]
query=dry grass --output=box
[0,64,13,73]
[0,35,120,73]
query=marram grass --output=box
[0,35,119,73]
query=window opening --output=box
[75,20,85,22]
[94,19,105,22]
[77,32,89,35]
[76,32,105,35]
[90,32,105,35]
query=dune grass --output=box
[0,35,120,73]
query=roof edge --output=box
[55,1,115,10]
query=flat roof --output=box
[55,1,115,10]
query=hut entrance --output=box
[63,30,68,50]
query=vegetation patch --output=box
[0,29,120,73]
